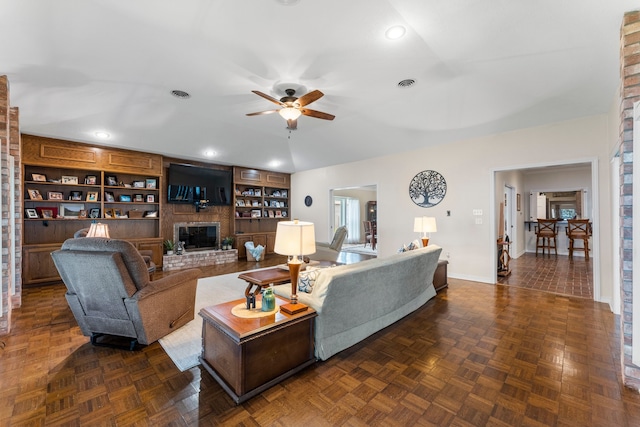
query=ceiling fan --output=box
[246,88,335,130]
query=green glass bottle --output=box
[262,288,276,312]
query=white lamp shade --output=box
[86,222,110,238]
[274,220,316,256]
[278,107,302,121]
[413,216,437,233]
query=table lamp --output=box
[86,222,110,238]
[274,220,316,315]
[413,216,437,247]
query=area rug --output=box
[159,269,266,371]
[341,244,377,256]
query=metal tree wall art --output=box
[409,170,447,208]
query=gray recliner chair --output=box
[310,226,348,262]
[52,238,201,349]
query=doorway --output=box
[330,185,377,249]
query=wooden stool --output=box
[567,219,591,260]
[535,219,558,257]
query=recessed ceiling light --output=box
[275,0,300,5]
[171,90,191,99]
[94,131,111,140]
[385,25,406,40]
[203,150,216,158]
[397,79,416,88]
[269,160,282,168]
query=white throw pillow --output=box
[298,268,322,294]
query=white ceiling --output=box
[1,1,636,173]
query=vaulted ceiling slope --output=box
[1,1,636,172]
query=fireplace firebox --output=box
[173,222,221,252]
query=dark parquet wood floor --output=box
[2,252,640,426]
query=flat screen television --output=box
[167,163,232,206]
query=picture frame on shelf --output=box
[62,176,78,185]
[104,191,115,202]
[85,175,97,185]
[25,208,39,219]
[119,194,132,202]
[236,199,245,207]
[275,210,282,218]
[146,194,155,203]
[268,210,275,218]
[31,173,47,182]
[281,190,288,198]
[252,200,259,206]
[145,179,156,189]
[144,210,158,218]
[86,192,98,202]
[113,208,123,218]
[282,211,287,217]
[254,189,261,197]
[106,175,118,186]
[61,203,84,218]
[27,188,43,200]
[47,191,63,201]
[40,209,55,219]
[251,209,261,218]
[134,194,144,202]
[70,191,83,201]
[133,181,145,188]
[104,209,114,219]
[89,208,100,219]
[79,210,88,218]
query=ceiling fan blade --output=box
[296,90,324,107]
[252,90,284,106]
[246,109,279,116]
[301,108,335,121]
[287,118,298,130]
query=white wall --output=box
[291,113,614,304]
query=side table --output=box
[199,296,317,404]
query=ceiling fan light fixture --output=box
[397,79,416,88]
[279,107,302,120]
[385,25,406,40]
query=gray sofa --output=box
[274,245,442,360]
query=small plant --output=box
[163,240,175,253]
[222,236,234,249]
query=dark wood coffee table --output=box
[199,296,317,404]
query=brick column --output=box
[621,11,640,390]
[0,75,11,334]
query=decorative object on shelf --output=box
[128,210,144,218]
[61,203,84,218]
[144,210,158,218]
[413,216,437,247]
[261,288,276,312]
[47,191,63,200]
[37,207,57,218]
[86,222,110,238]
[104,191,115,202]
[27,188,43,200]
[61,176,78,185]
[132,180,145,188]
[86,192,98,202]
[85,175,97,185]
[70,191,83,201]
[164,240,175,255]
[304,195,313,207]
[145,179,156,189]
[134,194,144,202]
[106,175,118,186]
[146,194,155,203]
[31,173,47,182]
[25,208,39,219]
[251,209,261,218]
[409,170,447,208]
[274,220,316,315]
[89,208,100,218]
[79,210,88,218]
[119,195,132,202]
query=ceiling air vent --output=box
[171,90,191,99]
[397,79,416,88]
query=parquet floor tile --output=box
[2,253,640,425]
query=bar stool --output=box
[567,219,591,260]
[535,219,558,257]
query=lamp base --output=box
[421,237,430,247]
[280,302,308,315]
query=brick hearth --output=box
[163,249,238,271]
